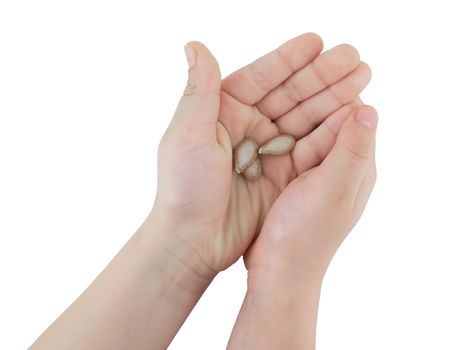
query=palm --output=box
[213,34,371,270]
[215,92,294,267]
[158,35,370,272]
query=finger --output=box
[277,62,372,138]
[221,33,323,106]
[354,161,377,215]
[171,41,221,132]
[217,92,279,148]
[319,105,378,203]
[291,100,362,175]
[256,44,360,119]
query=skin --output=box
[228,104,377,349]
[30,33,377,349]
[156,33,372,273]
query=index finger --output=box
[221,33,323,106]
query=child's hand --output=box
[244,103,377,280]
[227,103,377,349]
[151,34,371,275]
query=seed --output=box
[258,134,295,155]
[235,138,258,173]
[243,159,262,180]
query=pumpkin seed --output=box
[235,138,258,173]
[243,159,262,180]
[258,134,295,155]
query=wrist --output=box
[247,262,324,300]
[246,232,328,292]
[228,264,323,350]
[137,207,217,297]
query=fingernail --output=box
[184,44,196,68]
[355,106,378,129]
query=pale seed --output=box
[243,159,262,180]
[235,138,258,173]
[258,134,295,155]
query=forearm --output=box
[228,264,323,350]
[31,211,215,350]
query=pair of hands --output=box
[153,33,377,286]
[29,33,378,350]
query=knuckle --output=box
[183,80,198,96]
[282,78,303,102]
[343,138,371,162]
[249,63,273,92]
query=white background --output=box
[1,1,452,349]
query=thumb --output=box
[171,41,221,128]
[320,105,378,200]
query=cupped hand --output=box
[153,34,371,273]
[244,103,378,281]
